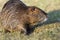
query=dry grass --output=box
[0,0,60,40]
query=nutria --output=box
[0,0,48,34]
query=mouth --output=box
[40,14,48,23]
[43,18,48,22]
[40,17,48,23]
[31,17,48,25]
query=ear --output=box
[28,7,36,12]
[27,7,36,15]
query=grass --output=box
[0,0,60,40]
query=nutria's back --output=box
[0,0,48,33]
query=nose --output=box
[45,15,48,21]
[43,18,48,22]
[42,15,48,23]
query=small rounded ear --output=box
[28,7,36,12]
[27,7,36,15]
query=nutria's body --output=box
[0,0,48,34]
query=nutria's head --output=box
[27,6,48,25]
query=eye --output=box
[32,8,35,10]
[32,7,35,11]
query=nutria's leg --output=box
[24,24,34,35]
[20,28,27,34]
[17,24,27,34]
[2,28,10,33]
[2,27,6,33]
[2,28,5,33]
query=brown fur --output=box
[0,0,48,34]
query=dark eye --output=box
[32,7,35,11]
[32,7,35,10]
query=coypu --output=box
[0,0,48,34]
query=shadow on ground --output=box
[27,10,60,35]
[46,10,60,24]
